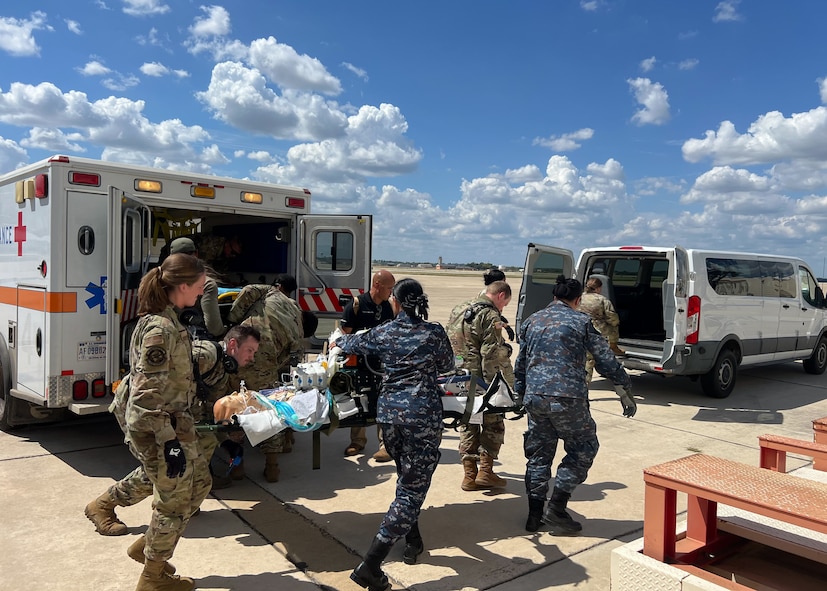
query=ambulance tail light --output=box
[686,295,701,345]
[91,378,107,398]
[69,171,101,187]
[35,174,48,198]
[286,197,305,208]
[72,380,89,401]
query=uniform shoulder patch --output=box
[145,346,168,366]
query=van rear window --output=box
[706,258,795,298]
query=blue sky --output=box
[3,1,827,272]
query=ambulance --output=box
[0,155,372,429]
[516,244,827,398]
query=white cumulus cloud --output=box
[0,11,49,57]
[628,77,671,126]
[122,0,170,17]
[533,128,594,152]
[248,36,341,95]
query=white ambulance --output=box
[516,244,827,398]
[0,155,372,429]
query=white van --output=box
[516,244,827,398]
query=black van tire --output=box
[804,337,827,375]
[700,349,737,398]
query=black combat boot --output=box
[541,488,582,535]
[525,497,545,532]
[402,521,424,565]
[351,536,393,591]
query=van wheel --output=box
[700,349,737,398]
[804,337,827,375]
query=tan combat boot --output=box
[127,535,175,574]
[461,458,480,491]
[84,489,128,536]
[263,453,280,482]
[134,559,194,591]
[476,453,507,489]
[372,444,392,463]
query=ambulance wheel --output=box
[804,337,827,375]
[700,349,737,399]
[0,345,18,431]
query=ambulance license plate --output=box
[78,341,106,361]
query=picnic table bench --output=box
[758,433,827,472]
[814,416,827,470]
[643,453,827,564]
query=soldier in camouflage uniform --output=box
[191,325,260,486]
[226,284,304,482]
[106,253,207,591]
[334,278,454,589]
[84,325,261,547]
[446,280,515,491]
[577,276,623,383]
[515,275,636,536]
[168,237,225,338]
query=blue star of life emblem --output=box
[85,276,107,314]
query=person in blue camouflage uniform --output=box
[109,253,207,591]
[334,278,454,591]
[515,275,637,536]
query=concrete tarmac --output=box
[2,269,827,591]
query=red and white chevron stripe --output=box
[299,287,363,313]
[120,289,139,323]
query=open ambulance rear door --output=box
[105,187,152,386]
[515,243,575,330]
[295,214,372,350]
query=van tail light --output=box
[686,295,701,344]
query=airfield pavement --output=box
[2,267,827,590]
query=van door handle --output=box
[782,304,790,309]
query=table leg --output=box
[643,482,677,562]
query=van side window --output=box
[705,258,798,298]
[800,267,824,307]
[530,251,568,284]
[315,230,354,272]
[649,260,669,288]
[761,261,796,298]
[706,258,758,296]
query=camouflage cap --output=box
[170,237,196,254]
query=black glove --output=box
[617,386,637,418]
[164,439,186,478]
[500,315,515,341]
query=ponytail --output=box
[137,253,205,315]
[392,278,430,320]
